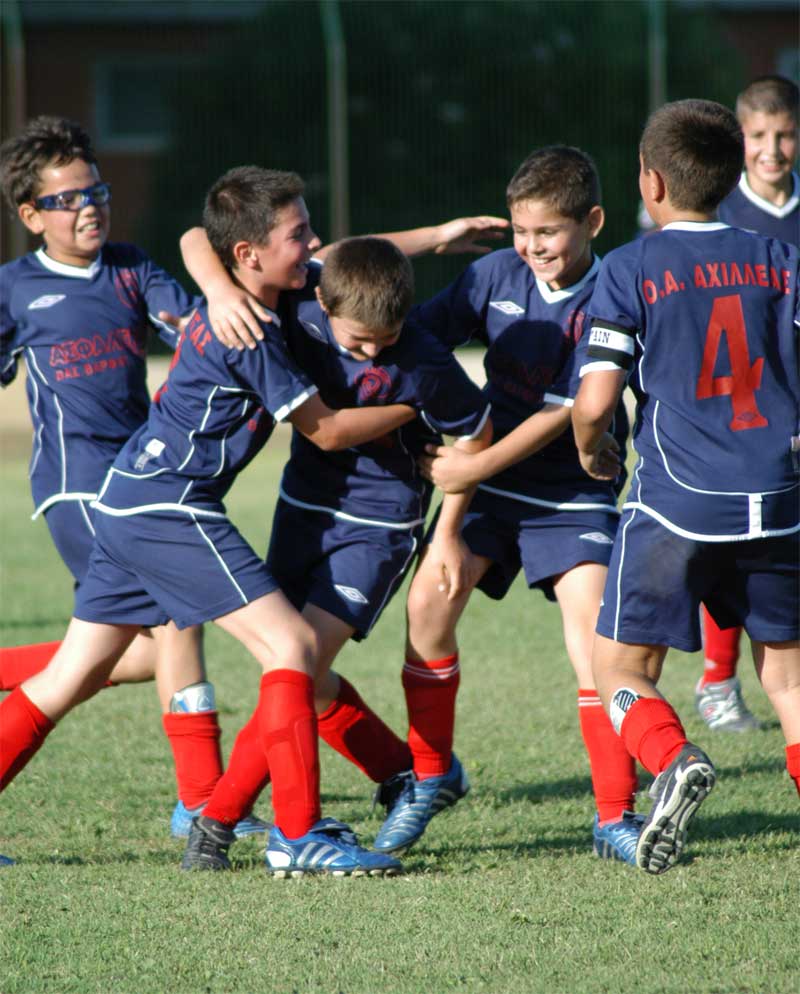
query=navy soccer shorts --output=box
[43,498,96,586]
[267,498,421,640]
[596,507,800,651]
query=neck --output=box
[231,270,279,311]
[746,171,793,206]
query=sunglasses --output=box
[33,182,112,212]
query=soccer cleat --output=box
[170,800,269,839]
[592,811,645,865]
[0,855,15,867]
[266,817,403,877]
[695,677,761,732]
[372,754,469,853]
[180,816,236,871]
[636,743,716,874]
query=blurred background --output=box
[2,0,798,308]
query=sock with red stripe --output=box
[619,696,687,776]
[259,669,320,839]
[162,711,224,809]
[0,641,61,691]
[202,710,271,827]
[700,607,741,685]
[786,743,800,798]
[402,653,460,780]
[318,676,412,783]
[578,688,638,823]
[0,687,56,789]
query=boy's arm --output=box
[420,402,573,493]
[313,216,509,262]
[571,369,626,480]
[288,393,416,452]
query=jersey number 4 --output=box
[695,293,768,432]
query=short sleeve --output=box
[131,246,200,351]
[582,248,642,376]
[0,265,20,387]
[230,324,318,422]
[411,259,490,350]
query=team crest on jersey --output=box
[356,366,392,402]
[28,294,66,310]
[114,268,140,310]
[489,300,525,316]
[579,531,614,545]
[300,320,326,342]
[334,583,369,605]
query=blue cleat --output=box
[170,800,269,840]
[266,818,403,877]
[636,743,716,874]
[592,811,645,865]
[0,855,15,867]
[372,754,469,853]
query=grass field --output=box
[1,426,798,994]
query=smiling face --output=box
[510,198,603,290]
[18,158,110,267]
[740,109,798,201]
[247,197,321,304]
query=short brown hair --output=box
[203,166,305,270]
[319,237,414,328]
[736,75,799,123]
[0,115,96,213]
[506,145,601,221]
[640,99,743,213]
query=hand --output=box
[206,282,272,351]
[578,432,621,480]
[433,216,510,256]
[156,310,194,335]
[418,444,483,493]
[428,532,479,601]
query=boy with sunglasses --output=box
[0,116,265,843]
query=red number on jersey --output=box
[695,294,768,431]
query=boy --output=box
[573,99,800,875]
[0,166,418,875]
[0,116,263,839]
[696,75,799,732]
[371,146,640,862]
[179,235,492,869]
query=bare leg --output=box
[752,639,800,743]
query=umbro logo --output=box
[489,300,524,316]
[29,294,66,310]
[334,584,369,605]
[300,320,326,341]
[580,531,614,545]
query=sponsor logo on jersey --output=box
[334,583,369,605]
[489,300,525,316]
[579,531,614,545]
[28,294,66,310]
[356,366,392,403]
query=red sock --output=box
[259,669,320,839]
[700,607,741,685]
[0,687,56,789]
[619,697,687,776]
[578,689,638,823]
[202,710,271,826]
[0,642,61,691]
[162,711,223,809]
[402,653,460,779]
[786,743,800,798]
[318,676,412,783]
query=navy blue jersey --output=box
[718,173,799,246]
[412,248,626,511]
[94,304,316,517]
[0,244,195,515]
[280,288,491,526]
[582,221,800,540]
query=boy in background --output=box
[0,166,419,875]
[372,146,639,862]
[696,75,799,732]
[573,99,800,874]
[0,117,263,839]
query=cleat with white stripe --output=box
[266,818,403,877]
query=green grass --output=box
[1,428,798,994]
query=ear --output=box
[18,202,45,235]
[314,285,329,314]
[586,205,605,239]
[232,240,258,269]
[643,166,667,205]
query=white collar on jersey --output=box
[736,171,800,219]
[35,246,102,280]
[535,252,601,304]
[661,220,728,232]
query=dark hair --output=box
[640,99,743,213]
[506,145,601,220]
[0,115,96,212]
[736,75,799,122]
[202,166,305,269]
[319,237,414,328]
